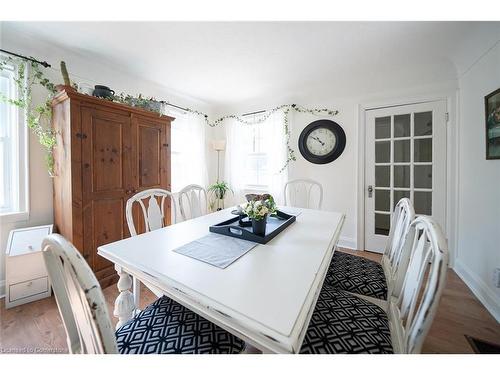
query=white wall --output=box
[2,26,498,322]
[216,79,459,250]
[454,42,500,321]
[0,30,218,296]
[286,100,359,247]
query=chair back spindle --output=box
[283,179,323,209]
[42,234,117,354]
[178,184,208,221]
[126,188,177,236]
[381,198,415,296]
[388,216,448,354]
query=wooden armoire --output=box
[52,89,174,287]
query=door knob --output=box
[368,185,373,198]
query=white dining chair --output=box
[178,184,208,221]
[326,198,415,302]
[125,188,177,305]
[41,234,245,354]
[125,188,177,236]
[300,215,448,354]
[283,179,323,209]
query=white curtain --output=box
[167,107,209,193]
[224,110,288,206]
[266,111,289,204]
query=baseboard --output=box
[454,259,500,323]
[0,279,5,298]
[338,236,357,250]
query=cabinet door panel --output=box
[91,199,125,272]
[81,107,133,281]
[92,118,124,192]
[134,115,171,225]
[139,125,161,187]
[135,116,170,190]
[82,108,134,198]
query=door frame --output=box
[356,91,459,266]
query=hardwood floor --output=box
[1,248,499,354]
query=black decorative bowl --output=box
[93,85,115,99]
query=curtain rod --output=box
[1,49,267,118]
[0,49,51,68]
[161,101,266,117]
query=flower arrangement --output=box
[244,195,277,221]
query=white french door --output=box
[364,101,446,253]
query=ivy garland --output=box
[112,94,339,172]
[0,55,339,175]
[0,56,58,174]
[176,103,339,172]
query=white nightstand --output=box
[5,224,53,308]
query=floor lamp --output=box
[213,140,226,182]
[212,140,226,209]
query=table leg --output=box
[132,276,141,310]
[113,267,136,329]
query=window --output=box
[224,111,288,203]
[170,109,208,192]
[243,124,270,190]
[0,59,28,217]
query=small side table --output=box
[5,224,53,308]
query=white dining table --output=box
[97,206,345,354]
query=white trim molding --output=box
[338,236,357,250]
[357,90,459,266]
[454,259,500,323]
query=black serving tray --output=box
[209,210,296,244]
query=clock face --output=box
[306,127,337,156]
[298,120,346,164]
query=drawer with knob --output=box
[5,224,53,309]
[9,277,49,303]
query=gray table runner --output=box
[172,233,258,269]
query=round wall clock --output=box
[298,119,346,164]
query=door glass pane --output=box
[375,116,391,139]
[414,191,432,215]
[375,141,390,163]
[394,114,410,137]
[414,138,432,162]
[375,213,390,235]
[415,111,432,136]
[394,190,410,208]
[375,166,390,187]
[394,165,410,188]
[375,189,390,212]
[414,165,432,189]
[394,139,410,162]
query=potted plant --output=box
[244,196,277,236]
[208,181,233,210]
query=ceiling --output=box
[2,22,500,108]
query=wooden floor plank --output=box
[1,248,499,354]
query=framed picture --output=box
[485,88,500,159]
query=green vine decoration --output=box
[0,52,338,175]
[0,57,57,174]
[181,103,339,172]
[112,93,339,172]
